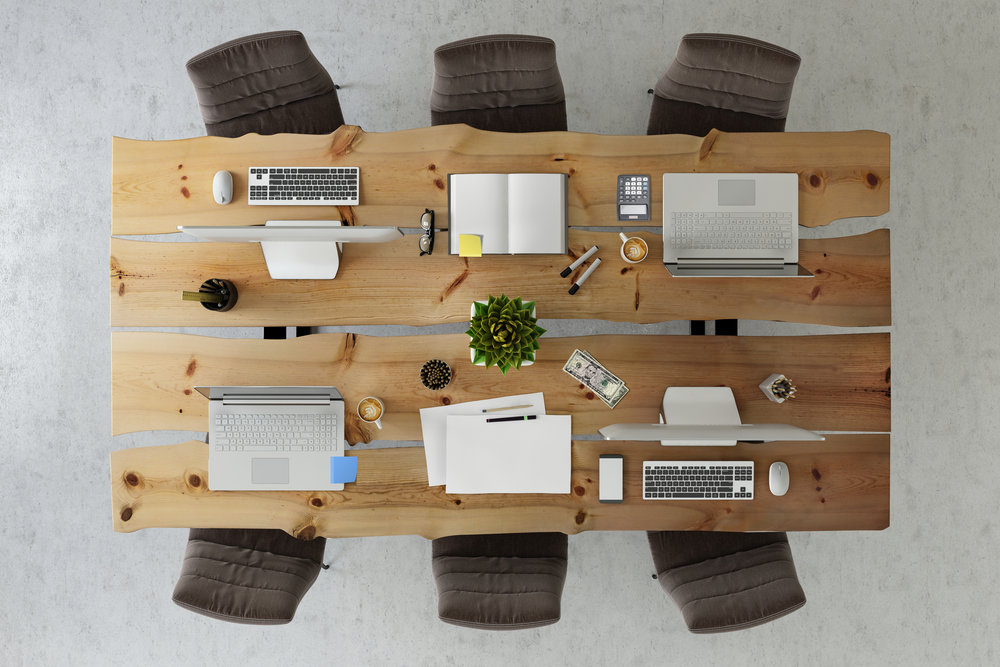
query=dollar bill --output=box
[604,382,629,409]
[562,349,623,402]
[581,349,630,408]
[562,348,627,407]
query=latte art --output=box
[359,398,383,421]
[623,238,648,260]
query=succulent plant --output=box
[466,295,546,374]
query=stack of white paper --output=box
[445,415,571,495]
[419,393,545,487]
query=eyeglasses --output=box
[418,208,435,255]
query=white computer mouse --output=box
[213,170,233,205]
[768,461,790,496]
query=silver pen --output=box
[569,257,602,295]
[560,245,599,277]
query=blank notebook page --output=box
[448,173,509,254]
[507,173,566,254]
[445,415,571,494]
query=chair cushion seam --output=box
[440,588,560,596]
[665,69,795,92]
[184,554,315,583]
[186,31,304,66]
[433,65,560,80]
[191,55,319,90]
[188,536,321,561]
[180,571,305,596]
[688,599,806,633]
[664,556,796,587]
[660,541,790,571]
[195,71,328,104]
[676,576,801,608]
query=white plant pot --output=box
[469,301,534,367]
[759,373,788,403]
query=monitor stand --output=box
[260,220,343,279]
[658,387,741,446]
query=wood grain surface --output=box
[109,435,890,536]
[111,331,890,440]
[111,125,890,234]
[110,229,890,327]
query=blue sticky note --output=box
[330,456,358,484]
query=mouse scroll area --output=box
[213,170,233,205]
[768,461,790,496]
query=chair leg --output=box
[716,319,738,336]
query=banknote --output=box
[581,349,629,408]
[562,349,623,403]
[604,380,630,409]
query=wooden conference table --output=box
[110,124,891,539]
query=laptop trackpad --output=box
[252,458,290,484]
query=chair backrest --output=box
[648,33,801,136]
[432,532,568,629]
[431,34,567,132]
[648,530,806,633]
[186,30,344,137]
[172,528,326,624]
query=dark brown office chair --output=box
[645,38,806,628]
[186,30,344,137]
[648,531,806,633]
[429,51,568,626]
[647,33,801,136]
[172,528,327,624]
[430,34,567,132]
[432,532,568,629]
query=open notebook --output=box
[448,173,568,255]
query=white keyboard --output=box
[643,460,754,500]
[248,166,359,205]
[671,211,793,250]
[213,413,338,452]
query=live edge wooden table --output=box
[110,125,891,539]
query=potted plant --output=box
[467,294,546,374]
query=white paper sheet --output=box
[507,173,567,254]
[445,414,571,494]
[419,392,545,486]
[448,173,509,254]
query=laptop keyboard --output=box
[213,413,338,452]
[671,211,794,250]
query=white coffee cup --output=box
[619,232,648,263]
[357,396,384,429]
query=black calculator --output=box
[617,174,650,221]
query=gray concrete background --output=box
[1,0,997,664]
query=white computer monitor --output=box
[598,386,825,445]
[598,422,825,444]
[177,220,403,279]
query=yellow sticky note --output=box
[458,234,483,257]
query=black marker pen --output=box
[485,415,539,423]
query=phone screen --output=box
[599,455,624,503]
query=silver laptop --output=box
[197,386,346,491]
[662,173,811,277]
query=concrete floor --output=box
[1,0,998,664]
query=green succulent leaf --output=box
[467,294,545,374]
